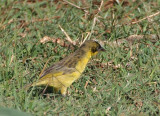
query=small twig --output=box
[88,0,103,39]
[63,0,88,10]
[84,81,89,89]
[59,25,76,45]
[9,54,14,66]
[81,32,90,46]
[63,0,89,18]
[131,11,160,24]
[96,0,103,16]
[39,56,53,77]
[88,17,97,39]
[42,84,49,95]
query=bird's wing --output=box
[41,66,76,79]
[40,50,80,78]
[33,67,80,87]
[40,60,77,78]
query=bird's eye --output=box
[91,47,98,53]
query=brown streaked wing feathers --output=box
[40,49,82,78]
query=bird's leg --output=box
[54,88,59,93]
[61,86,67,96]
[42,84,49,95]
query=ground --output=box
[0,0,160,115]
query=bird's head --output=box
[80,40,105,56]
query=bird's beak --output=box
[99,47,106,51]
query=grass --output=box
[0,0,160,115]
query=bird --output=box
[32,40,105,96]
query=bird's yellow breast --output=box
[75,51,91,73]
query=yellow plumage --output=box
[32,40,105,96]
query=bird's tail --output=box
[31,80,48,86]
[22,79,47,90]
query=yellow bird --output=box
[32,40,105,96]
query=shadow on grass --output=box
[30,86,62,99]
